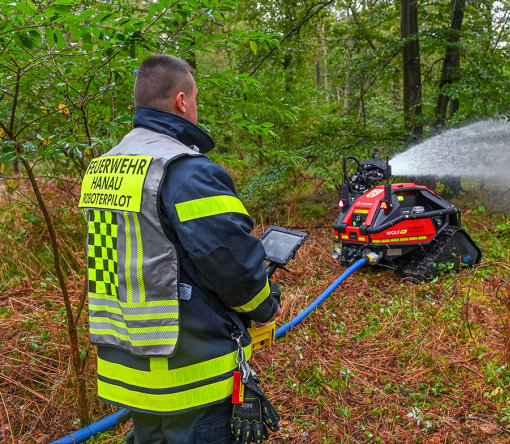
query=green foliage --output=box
[0,0,281,180]
[2,0,509,219]
[227,0,510,215]
[0,0,285,284]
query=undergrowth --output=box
[0,177,85,289]
[0,179,508,443]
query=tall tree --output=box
[435,0,466,125]
[434,0,466,196]
[401,0,423,138]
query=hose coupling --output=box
[332,247,342,260]
[363,250,383,265]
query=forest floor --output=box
[0,181,509,443]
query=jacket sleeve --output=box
[159,155,278,323]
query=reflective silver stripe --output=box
[89,298,178,314]
[90,322,178,340]
[89,297,119,308]
[89,312,178,329]
[125,319,178,329]
[90,311,124,323]
[91,321,128,336]
[132,212,146,302]
[125,212,141,303]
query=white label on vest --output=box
[179,283,192,301]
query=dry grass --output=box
[0,180,509,443]
[251,227,510,443]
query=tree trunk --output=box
[6,67,90,425]
[320,19,329,97]
[343,69,352,111]
[435,0,465,125]
[401,0,423,139]
[442,176,463,197]
[434,0,466,196]
[393,65,401,110]
[19,153,90,425]
[341,8,353,113]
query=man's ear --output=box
[176,92,186,114]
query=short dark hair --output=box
[134,55,195,108]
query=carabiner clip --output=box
[231,330,243,349]
[231,331,251,382]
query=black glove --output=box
[231,374,280,443]
[269,280,281,304]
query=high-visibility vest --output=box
[80,126,256,413]
[79,127,204,357]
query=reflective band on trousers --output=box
[97,344,252,412]
[175,195,249,222]
[98,345,252,388]
[98,377,233,412]
[231,278,270,313]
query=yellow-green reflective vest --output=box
[79,127,202,357]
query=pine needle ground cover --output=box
[0,182,509,443]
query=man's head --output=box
[134,55,198,124]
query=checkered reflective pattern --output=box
[88,210,118,297]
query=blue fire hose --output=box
[52,409,128,444]
[275,257,367,339]
[52,257,367,443]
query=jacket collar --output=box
[133,107,215,154]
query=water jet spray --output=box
[389,118,510,184]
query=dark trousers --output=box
[129,399,233,444]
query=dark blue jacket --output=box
[97,108,278,408]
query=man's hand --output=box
[265,280,282,323]
[269,281,281,304]
[267,304,282,323]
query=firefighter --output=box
[79,55,281,443]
